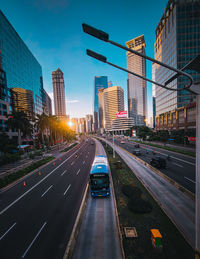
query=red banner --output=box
[116,111,127,118]
[188,137,196,141]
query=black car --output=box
[150,156,166,169]
[132,149,141,156]
[135,144,140,148]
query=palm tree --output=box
[7,111,32,146]
[35,113,49,144]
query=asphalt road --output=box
[72,138,122,259]
[0,139,95,259]
[112,138,195,193]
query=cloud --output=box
[66,99,79,103]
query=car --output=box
[132,149,141,156]
[135,144,140,148]
[150,156,166,169]
[120,141,125,144]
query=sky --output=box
[1,0,167,119]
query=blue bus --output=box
[90,155,110,197]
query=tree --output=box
[35,113,49,144]
[7,111,32,146]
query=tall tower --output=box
[126,35,147,126]
[94,76,108,131]
[154,0,200,116]
[103,86,124,131]
[52,68,66,120]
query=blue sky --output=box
[1,0,167,118]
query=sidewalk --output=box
[0,142,70,178]
[71,139,123,259]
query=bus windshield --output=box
[90,174,109,190]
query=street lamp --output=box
[83,23,200,258]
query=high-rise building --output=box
[154,0,200,116]
[94,76,108,131]
[85,114,93,133]
[98,88,105,132]
[52,68,66,121]
[103,86,124,131]
[126,35,147,126]
[0,10,44,117]
[152,63,156,128]
[43,90,52,116]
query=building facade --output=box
[94,76,108,131]
[112,117,134,134]
[154,0,200,116]
[126,35,147,126]
[98,88,105,132]
[103,86,124,131]
[0,10,44,117]
[85,114,93,133]
[52,68,66,121]
[43,90,52,116]
[155,102,196,132]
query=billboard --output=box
[116,111,128,118]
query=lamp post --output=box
[113,131,115,158]
[82,23,200,258]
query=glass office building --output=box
[126,35,147,126]
[154,0,200,116]
[94,76,108,131]
[0,10,44,116]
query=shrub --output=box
[128,197,153,213]
[122,185,142,199]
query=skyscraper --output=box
[103,86,124,131]
[98,88,105,133]
[0,10,44,116]
[154,0,200,116]
[94,76,108,131]
[52,68,66,121]
[126,35,147,126]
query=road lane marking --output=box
[61,170,67,176]
[0,222,16,241]
[63,184,71,195]
[184,177,196,184]
[21,222,47,258]
[172,162,183,168]
[41,185,53,197]
[71,161,75,166]
[0,146,84,216]
[76,169,80,175]
[86,155,88,158]
[83,161,85,164]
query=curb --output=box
[0,142,83,193]
[107,154,125,259]
[63,184,89,259]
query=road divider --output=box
[63,184,89,259]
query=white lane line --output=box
[21,222,47,258]
[0,146,84,216]
[61,170,67,176]
[86,155,88,158]
[83,161,85,164]
[184,177,196,184]
[41,185,53,197]
[80,152,82,155]
[71,161,75,166]
[172,162,183,168]
[76,169,80,176]
[138,144,195,166]
[0,222,16,241]
[63,184,71,195]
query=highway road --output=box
[112,138,195,193]
[0,139,95,259]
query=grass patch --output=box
[131,140,195,157]
[100,140,194,259]
[0,156,54,188]
[61,142,78,152]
